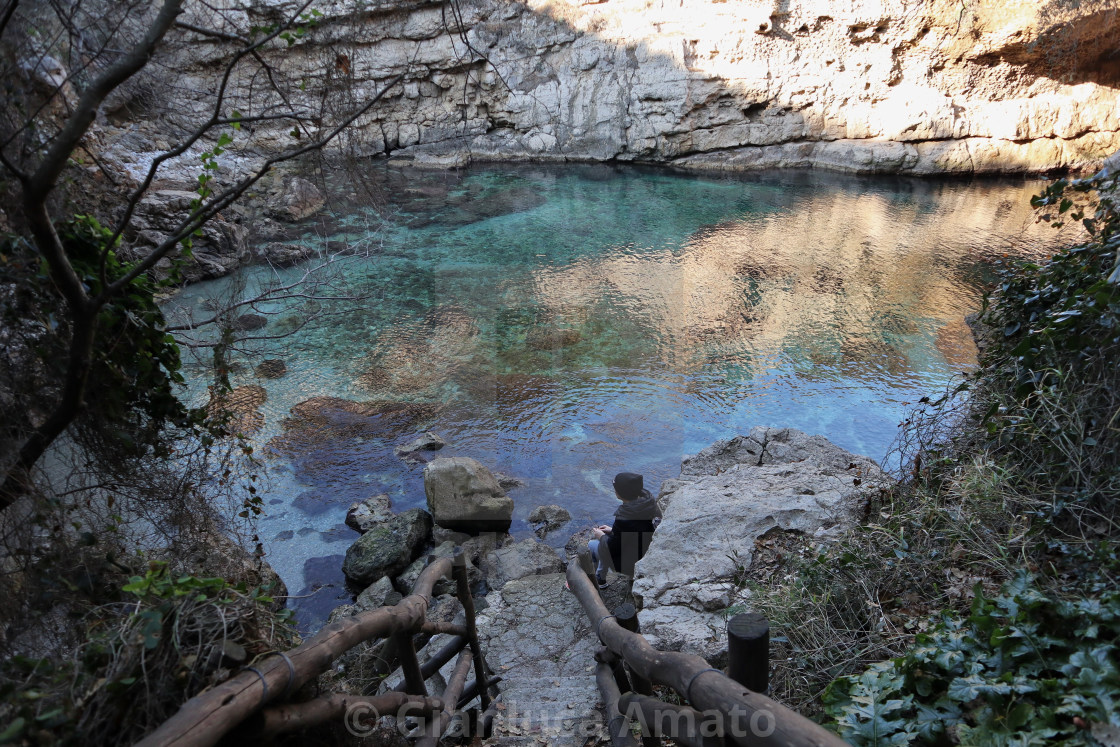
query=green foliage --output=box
[824,573,1120,746]
[60,216,211,457]
[0,563,293,745]
[977,172,1120,513]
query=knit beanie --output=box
[613,472,644,500]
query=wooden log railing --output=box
[137,551,498,747]
[565,558,848,747]
[253,692,442,740]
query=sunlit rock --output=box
[423,457,514,533]
[632,427,888,665]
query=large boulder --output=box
[423,457,513,533]
[342,508,432,586]
[632,427,887,665]
[273,177,325,222]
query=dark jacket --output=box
[606,490,662,576]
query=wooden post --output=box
[415,648,473,747]
[393,629,427,696]
[453,550,493,710]
[597,657,640,747]
[726,612,769,694]
[598,646,633,695]
[614,603,654,697]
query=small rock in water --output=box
[255,358,287,378]
[231,313,267,331]
[394,431,446,464]
[345,494,393,533]
[257,241,313,268]
[528,504,571,539]
[494,472,526,490]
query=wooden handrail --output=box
[618,693,724,747]
[136,557,454,747]
[253,692,442,739]
[564,559,847,747]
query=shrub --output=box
[0,562,294,746]
[823,572,1120,746]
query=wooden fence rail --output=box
[565,558,848,747]
[137,554,496,747]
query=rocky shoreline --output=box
[318,425,886,742]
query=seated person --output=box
[588,472,662,588]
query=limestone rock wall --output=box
[162,0,1120,174]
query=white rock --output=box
[632,427,887,664]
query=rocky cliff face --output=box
[161,0,1120,174]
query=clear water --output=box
[164,163,1071,628]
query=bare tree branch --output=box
[103,72,404,297]
[0,0,19,44]
[174,20,247,44]
[27,0,184,203]
[102,0,317,272]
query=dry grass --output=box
[0,563,295,746]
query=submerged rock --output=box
[527,504,571,539]
[526,328,582,351]
[231,313,267,331]
[205,384,266,435]
[394,431,446,464]
[632,427,887,665]
[255,358,287,378]
[423,457,513,533]
[342,508,433,586]
[268,396,439,456]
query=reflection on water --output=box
[165,164,1072,629]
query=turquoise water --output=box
[165,163,1071,628]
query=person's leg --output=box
[588,539,608,586]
